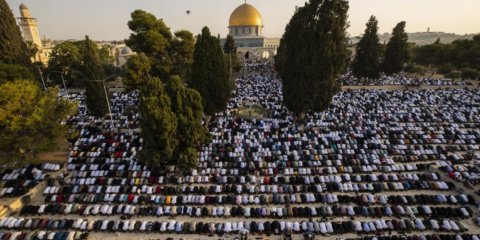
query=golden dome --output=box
[229,3,263,27]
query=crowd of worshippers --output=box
[20,196,475,218]
[341,73,470,86]
[0,164,61,198]
[0,230,87,240]
[0,216,474,235]
[353,235,480,240]
[0,61,479,239]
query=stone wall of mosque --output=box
[263,38,280,50]
[220,36,279,59]
[229,26,264,38]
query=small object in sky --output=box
[186,10,191,15]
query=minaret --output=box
[18,3,43,51]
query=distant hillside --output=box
[349,32,477,46]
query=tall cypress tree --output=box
[171,30,195,80]
[0,0,30,66]
[224,35,237,53]
[383,21,409,74]
[190,27,231,115]
[275,0,349,115]
[83,35,109,117]
[139,77,178,168]
[165,76,207,172]
[352,16,382,79]
[224,34,241,72]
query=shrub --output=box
[404,64,425,74]
[461,68,479,80]
[437,64,454,75]
[445,70,461,79]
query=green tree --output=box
[82,36,109,117]
[352,16,382,79]
[25,41,39,63]
[83,36,105,80]
[123,53,152,92]
[413,35,480,72]
[165,76,207,172]
[98,45,116,77]
[224,35,241,74]
[126,10,197,81]
[382,21,409,74]
[275,0,349,115]
[47,41,114,88]
[126,10,173,80]
[138,77,178,168]
[0,0,30,66]
[0,80,77,164]
[190,27,231,115]
[171,30,195,80]
[445,70,461,79]
[413,41,444,67]
[124,10,207,172]
[461,67,479,80]
[0,63,34,84]
[224,35,237,54]
[47,41,84,87]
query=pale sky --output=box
[6,0,480,41]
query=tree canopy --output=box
[133,71,207,172]
[352,16,382,79]
[124,10,207,172]
[82,36,109,117]
[139,77,178,168]
[275,0,350,114]
[224,35,241,74]
[165,76,207,171]
[123,53,152,92]
[0,80,77,164]
[25,41,40,63]
[170,30,195,80]
[0,0,30,66]
[0,63,34,84]
[413,35,480,78]
[382,21,409,74]
[224,35,237,54]
[190,27,231,115]
[47,40,114,88]
[125,10,195,81]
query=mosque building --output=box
[16,3,133,67]
[222,2,280,58]
[17,3,52,65]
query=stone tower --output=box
[18,3,44,62]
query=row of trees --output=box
[351,16,409,79]
[351,15,480,80]
[123,10,234,172]
[1,0,236,170]
[413,36,480,79]
[0,0,77,165]
[47,39,114,88]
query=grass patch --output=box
[237,106,267,119]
